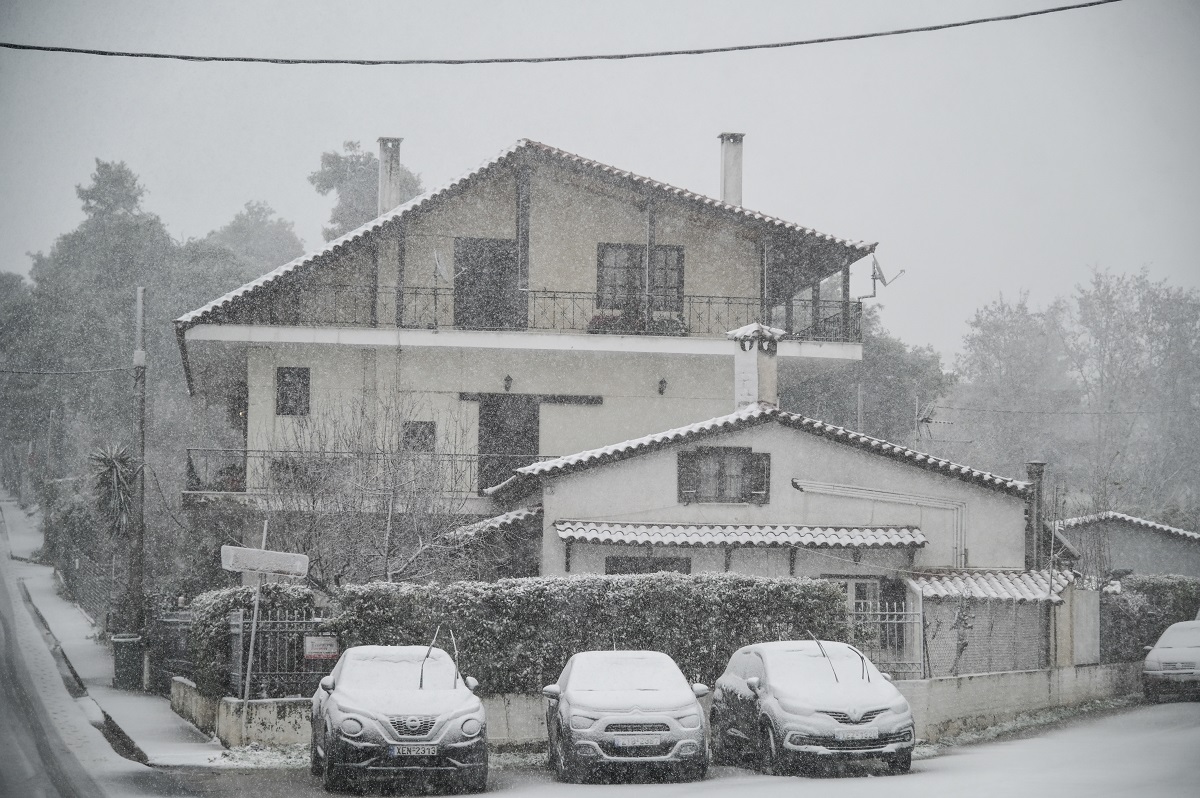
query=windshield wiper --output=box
[848,646,871,682]
[419,625,441,690]
[807,629,838,684]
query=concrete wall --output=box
[896,662,1141,742]
[540,422,1028,576]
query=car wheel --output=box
[309,721,322,776]
[321,728,351,793]
[553,726,585,784]
[458,760,488,793]
[758,720,783,776]
[672,761,707,782]
[887,751,912,775]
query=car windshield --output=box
[764,647,881,685]
[570,655,686,691]
[341,653,460,690]
[1155,625,1200,648]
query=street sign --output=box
[220,545,309,577]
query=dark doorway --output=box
[477,394,540,492]
[454,237,526,330]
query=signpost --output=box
[220,524,309,741]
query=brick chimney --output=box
[1025,461,1046,571]
[727,323,783,409]
[718,132,744,207]
[378,137,405,215]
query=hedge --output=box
[189,583,318,698]
[1100,575,1200,663]
[325,572,848,695]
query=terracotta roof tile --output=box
[1058,511,1200,542]
[449,506,542,540]
[555,521,926,548]
[906,570,1074,603]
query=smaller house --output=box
[1057,511,1200,580]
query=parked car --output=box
[310,645,487,793]
[711,640,915,775]
[543,650,709,783]
[1142,620,1200,702]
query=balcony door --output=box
[454,237,526,331]
[477,394,540,493]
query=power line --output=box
[0,1,1128,67]
[935,404,1197,416]
[0,366,130,375]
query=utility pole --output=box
[131,287,146,632]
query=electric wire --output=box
[0,1,1128,67]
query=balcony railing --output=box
[185,448,550,498]
[244,285,862,343]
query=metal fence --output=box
[849,601,924,679]
[147,610,194,695]
[55,536,114,631]
[228,607,336,699]
[922,598,1049,677]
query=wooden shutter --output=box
[678,450,701,503]
[747,452,771,504]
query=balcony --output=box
[256,286,862,343]
[184,448,550,502]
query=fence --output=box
[55,535,114,630]
[849,601,924,679]
[228,607,336,699]
[148,610,194,695]
[922,598,1049,677]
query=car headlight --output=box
[776,697,815,716]
[340,717,364,737]
[570,714,598,730]
[461,717,482,737]
[1143,659,1162,672]
[676,713,702,729]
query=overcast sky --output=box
[1,0,1197,360]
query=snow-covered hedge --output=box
[1101,575,1200,663]
[326,573,848,694]
[190,583,318,698]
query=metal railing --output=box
[849,601,924,679]
[227,284,863,343]
[186,448,550,497]
[229,608,333,699]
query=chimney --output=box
[378,137,405,215]
[718,132,745,207]
[1025,461,1046,571]
[728,323,782,410]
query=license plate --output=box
[390,745,437,756]
[613,734,660,747]
[834,730,879,741]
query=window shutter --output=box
[747,452,771,504]
[678,451,700,503]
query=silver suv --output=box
[543,650,709,783]
[310,645,487,793]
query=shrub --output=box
[1100,575,1200,663]
[326,572,847,694]
[189,583,317,698]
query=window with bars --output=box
[677,447,770,504]
[275,367,310,416]
[596,243,683,312]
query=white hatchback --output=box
[1142,621,1200,702]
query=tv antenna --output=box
[856,255,905,301]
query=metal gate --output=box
[849,601,924,679]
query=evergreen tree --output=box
[308,141,422,241]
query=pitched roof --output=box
[556,521,926,548]
[490,402,1029,499]
[176,139,876,331]
[449,506,542,541]
[1058,511,1200,543]
[906,570,1074,603]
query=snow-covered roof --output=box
[556,521,926,548]
[906,570,1075,603]
[490,402,1029,499]
[176,139,875,331]
[1058,511,1200,543]
[448,506,542,541]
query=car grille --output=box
[389,715,438,736]
[606,723,670,733]
[1161,662,1197,671]
[788,729,911,751]
[598,741,676,758]
[817,708,887,725]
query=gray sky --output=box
[1,0,1197,360]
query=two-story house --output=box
[176,134,875,580]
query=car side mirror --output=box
[692,683,710,698]
[1143,646,1153,652]
[319,676,335,693]
[745,677,761,695]
[542,684,561,701]
[464,676,479,691]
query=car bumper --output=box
[782,727,914,759]
[330,735,487,779]
[567,719,706,764]
[1143,671,1200,691]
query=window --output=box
[401,421,436,452]
[824,577,882,613]
[605,556,692,575]
[596,243,683,312]
[677,447,770,504]
[275,367,309,416]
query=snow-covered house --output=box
[1057,511,1200,580]
[175,136,874,539]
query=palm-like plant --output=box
[90,444,135,537]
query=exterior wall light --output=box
[658,378,668,395]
